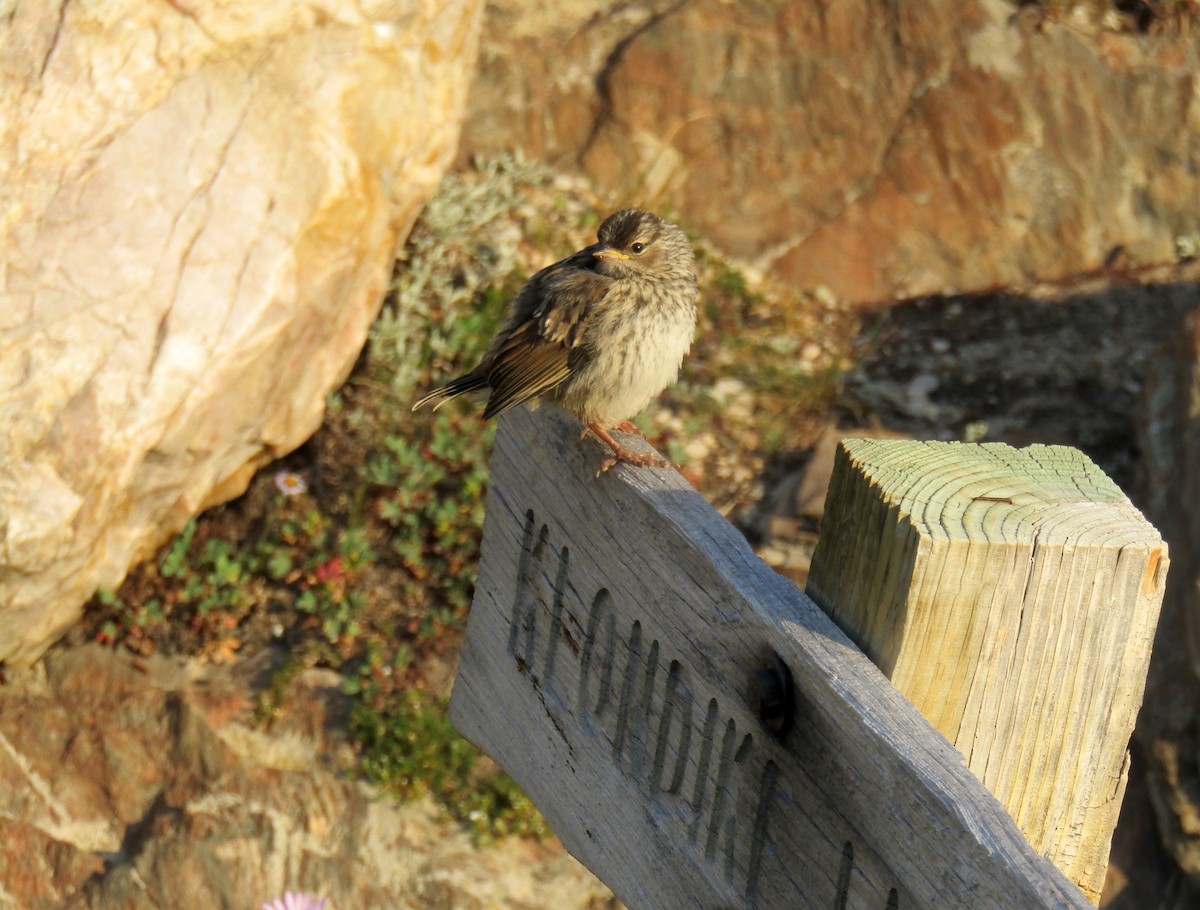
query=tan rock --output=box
[0,644,618,909]
[461,0,1200,304]
[0,0,485,664]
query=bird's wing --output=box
[482,264,611,419]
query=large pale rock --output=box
[461,0,1200,303]
[1136,307,1200,886]
[0,0,484,664]
[0,644,617,909]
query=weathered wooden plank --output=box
[450,407,1090,910]
[806,439,1168,903]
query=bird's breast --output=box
[556,284,697,425]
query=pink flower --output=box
[261,892,332,910]
[274,470,308,496]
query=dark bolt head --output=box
[748,652,795,738]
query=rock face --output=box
[460,0,1200,304]
[0,644,617,909]
[0,0,484,665]
[1137,309,1200,887]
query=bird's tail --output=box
[411,373,488,412]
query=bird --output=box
[412,208,699,473]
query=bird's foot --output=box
[580,421,643,442]
[586,422,671,476]
[596,448,671,475]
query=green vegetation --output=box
[351,690,550,845]
[85,154,557,840]
[685,253,842,459]
[84,153,848,847]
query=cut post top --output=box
[833,437,1162,550]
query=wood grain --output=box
[451,408,1091,910]
[806,439,1168,903]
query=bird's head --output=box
[593,209,694,279]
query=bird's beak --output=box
[594,246,630,261]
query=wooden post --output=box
[806,439,1168,904]
[451,408,1093,910]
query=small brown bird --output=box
[413,209,699,472]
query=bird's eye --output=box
[631,242,646,254]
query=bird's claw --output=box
[586,420,671,477]
[594,448,671,477]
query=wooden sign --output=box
[451,408,1090,909]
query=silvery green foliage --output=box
[372,153,550,396]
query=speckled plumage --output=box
[413,209,699,470]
